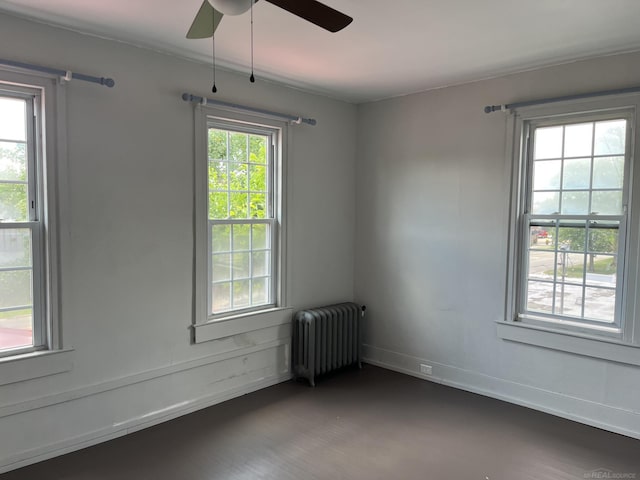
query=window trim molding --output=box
[0,66,71,381]
[192,105,290,342]
[496,320,640,367]
[503,93,640,352]
[0,348,73,386]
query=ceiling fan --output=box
[187,0,353,38]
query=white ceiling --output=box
[1,0,640,103]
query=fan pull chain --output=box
[250,0,255,83]
[212,16,218,93]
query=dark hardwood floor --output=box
[3,365,639,479]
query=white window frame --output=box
[0,85,45,356]
[193,105,290,343]
[501,94,640,365]
[0,67,71,383]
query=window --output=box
[0,87,42,356]
[505,95,640,349]
[194,107,286,333]
[0,82,47,357]
[208,124,277,314]
[521,114,629,330]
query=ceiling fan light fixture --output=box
[208,0,252,16]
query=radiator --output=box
[292,302,364,386]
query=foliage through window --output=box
[517,112,631,330]
[207,124,277,315]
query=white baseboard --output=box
[363,344,640,440]
[0,372,292,474]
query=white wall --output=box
[0,13,356,472]
[356,52,640,438]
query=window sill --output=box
[0,348,74,386]
[193,307,294,344]
[496,321,640,367]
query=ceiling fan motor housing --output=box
[208,0,253,16]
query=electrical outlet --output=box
[420,364,433,375]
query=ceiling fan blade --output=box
[186,1,224,39]
[264,0,352,32]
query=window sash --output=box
[204,119,279,319]
[207,218,277,316]
[0,222,45,358]
[518,214,626,327]
[516,113,632,332]
[0,87,47,357]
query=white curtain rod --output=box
[484,85,640,113]
[182,93,316,126]
[0,57,115,87]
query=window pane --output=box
[252,224,269,250]
[232,252,250,278]
[0,308,33,351]
[0,182,28,221]
[527,250,555,280]
[561,192,589,215]
[212,253,231,282]
[250,193,267,219]
[0,142,27,182]
[0,228,31,268]
[561,191,589,215]
[594,120,626,156]
[534,126,562,160]
[556,252,585,285]
[526,281,554,314]
[585,254,617,286]
[212,282,231,312]
[208,160,228,191]
[249,135,267,164]
[588,228,618,254]
[564,123,593,158]
[0,97,26,142]
[555,283,583,318]
[593,156,623,189]
[530,225,555,248]
[249,164,267,192]
[532,160,561,190]
[584,287,615,322]
[212,224,231,253]
[532,191,559,214]
[208,129,228,161]
[0,269,32,309]
[232,280,250,308]
[229,133,248,162]
[209,192,228,220]
[562,158,591,190]
[252,278,268,305]
[591,190,622,215]
[232,224,250,250]
[229,162,248,191]
[558,226,586,252]
[229,193,249,219]
[252,251,269,277]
